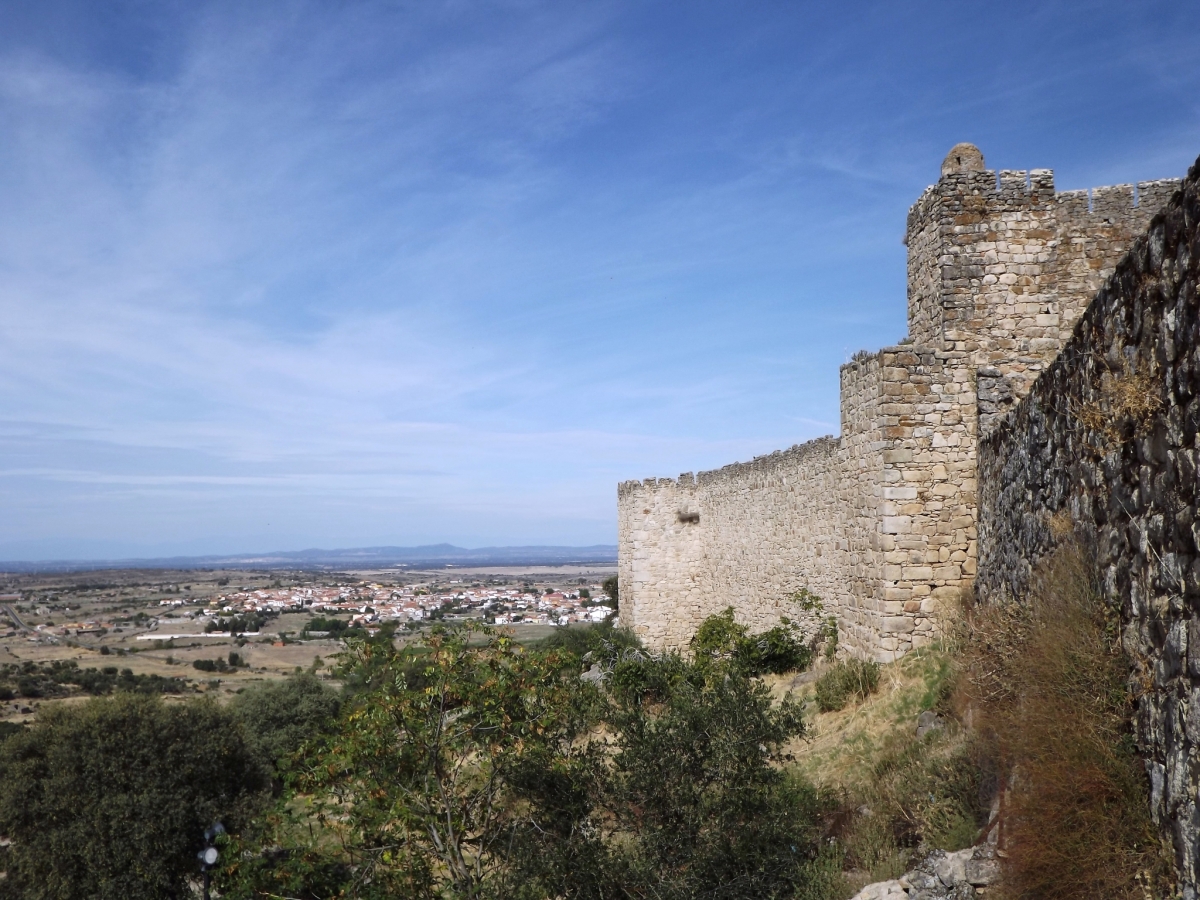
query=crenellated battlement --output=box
[903,146,1181,427]
[617,144,1183,659]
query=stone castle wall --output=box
[618,142,1182,659]
[976,160,1199,894]
[617,438,843,651]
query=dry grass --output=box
[1076,367,1162,446]
[782,543,1174,898]
[958,541,1174,900]
[779,648,987,895]
[781,649,954,789]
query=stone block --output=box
[881,617,916,634]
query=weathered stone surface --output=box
[850,848,993,900]
[618,145,1179,661]
[916,709,945,738]
[978,157,1200,893]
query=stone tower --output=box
[617,145,1181,659]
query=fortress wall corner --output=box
[836,352,886,657]
[616,475,704,649]
[841,345,979,661]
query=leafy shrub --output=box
[814,658,880,712]
[692,607,814,676]
[691,606,748,659]
[0,694,267,900]
[229,672,341,771]
[739,622,814,675]
[535,618,642,668]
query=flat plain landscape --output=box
[0,562,617,725]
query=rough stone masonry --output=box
[976,155,1200,894]
[617,143,1182,660]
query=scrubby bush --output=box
[835,723,988,887]
[229,672,341,772]
[535,618,642,668]
[0,694,267,900]
[692,607,814,676]
[814,658,880,712]
[599,650,835,898]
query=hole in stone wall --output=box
[676,510,700,524]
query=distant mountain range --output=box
[0,543,618,573]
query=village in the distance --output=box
[0,564,618,726]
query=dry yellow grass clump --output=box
[958,541,1174,900]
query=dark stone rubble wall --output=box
[977,156,1200,893]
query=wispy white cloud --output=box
[1,0,1198,558]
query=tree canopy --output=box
[229,671,341,772]
[0,693,268,900]
[219,623,833,900]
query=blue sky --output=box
[2,0,1198,560]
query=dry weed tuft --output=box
[960,541,1173,900]
[1076,367,1162,446]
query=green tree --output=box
[601,575,619,610]
[224,625,833,900]
[221,625,599,900]
[0,694,268,900]
[229,671,341,772]
[591,652,826,899]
